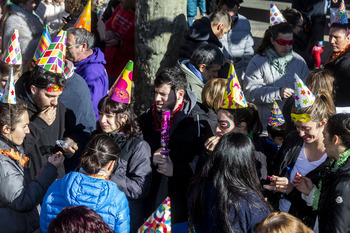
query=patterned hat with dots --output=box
[294,73,315,108]
[268,101,285,126]
[331,0,348,25]
[74,0,92,32]
[270,1,287,26]
[1,68,16,104]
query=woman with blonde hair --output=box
[201,77,226,113]
[255,212,313,233]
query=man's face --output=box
[270,32,294,57]
[215,25,231,39]
[66,33,83,63]
[329,27,350,53]
[31,86,62,110]
[154,84,178,112]
[201,64,221,82]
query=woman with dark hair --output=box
[244,21,309,135]
[294,113,350,232]
[190,132,270,233]
[1,0,44,70]
[0,101,64,233]
[97,95,152,233]
[47,206,114,233]
[40,134,130,233]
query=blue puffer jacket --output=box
[40,172,130,233]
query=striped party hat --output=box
[3,29,22,65]
[1,68,16,104]
[33,25,51,62]
[108,60,133,104]
[74,0,92,32]
[221,64,248,109]
[268,101,285,126]
[294,74,315,108]
[36,30,66,74]
[331,0,348,25]
[138,197,171,233]
[270,1,287,26]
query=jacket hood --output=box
[74,48,106,67]
[183,89,197,115]
[61,172,116,210]
[185,17,222,47]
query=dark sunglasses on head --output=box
[274,38,295,46]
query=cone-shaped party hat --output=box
[3,29,22,65]
[268,101,285,126]
[221,64,247,109]
[294,74,315,108]
[1,68,16,104]
[108,60,133,104]
[36,30,66,74]
[138,197,171,233]
[270,1,287,26]
[331,0,348,25]
[74,0,92,32]
[33,25,51,62]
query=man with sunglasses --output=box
[15,66,77,178]
[244,22,309,136]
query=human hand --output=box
[204,136,220,152]
[270,175,294,194]
[293,173,314,196]
[60,137,78,154]
[157,155,173,177]
[38,106,57,126]
[279,88,294,99]
[48,151,65,169]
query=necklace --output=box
[152,101,184,132]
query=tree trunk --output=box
[134,0,187,114]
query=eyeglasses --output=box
[46,83,63,92]
[67,44,81,49]
[274,38,295,46]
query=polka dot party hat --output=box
[74,0,92,32]
[270,1,287,26]
[108,60,133,104]
[294,73,315,108]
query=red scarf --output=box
[152,101,184,132]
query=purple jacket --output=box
[74,47,109,120]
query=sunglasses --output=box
[274,38,295,46]
[217,120,231,129]
[46,83,63,92]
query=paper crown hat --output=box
[270,1,287,26]
[294,74,315,108]
[3,29,22,65]
[331,0,348,25]
[138,197,171,233]
[36,30,66,74]
[33,25,51,62]
[221,64,248,109]
[268,101,285,126]
[1,68,16,104]
[74,0,92,32]
[108,60,133,104]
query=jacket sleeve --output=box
[114,192,130,233]
[0,159,57,212]
[22,115,49,156]
[323,179,350,233]
[243,57,282,104]
[111,141,152,199]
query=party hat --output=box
[36,30,66,74]
[108,60,133,104]
[1,68,16,104]
[138,197,171,233]
[3,29,22,65]
[33,25,51,62]
[294,74,315,108]
[221,64,247,109]
[331,0,348,25]
[270,1,287,26]
[268,101,285,126]
[74,0,92,32]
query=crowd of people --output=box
[0,0,350,232]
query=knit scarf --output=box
[265,47,293,76]
[327,44,350,64]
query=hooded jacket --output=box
[179,17,222,59]
[74,47,109,120]
[140,90,216,223]
[40,171,130,233]
[0,136,58,233]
